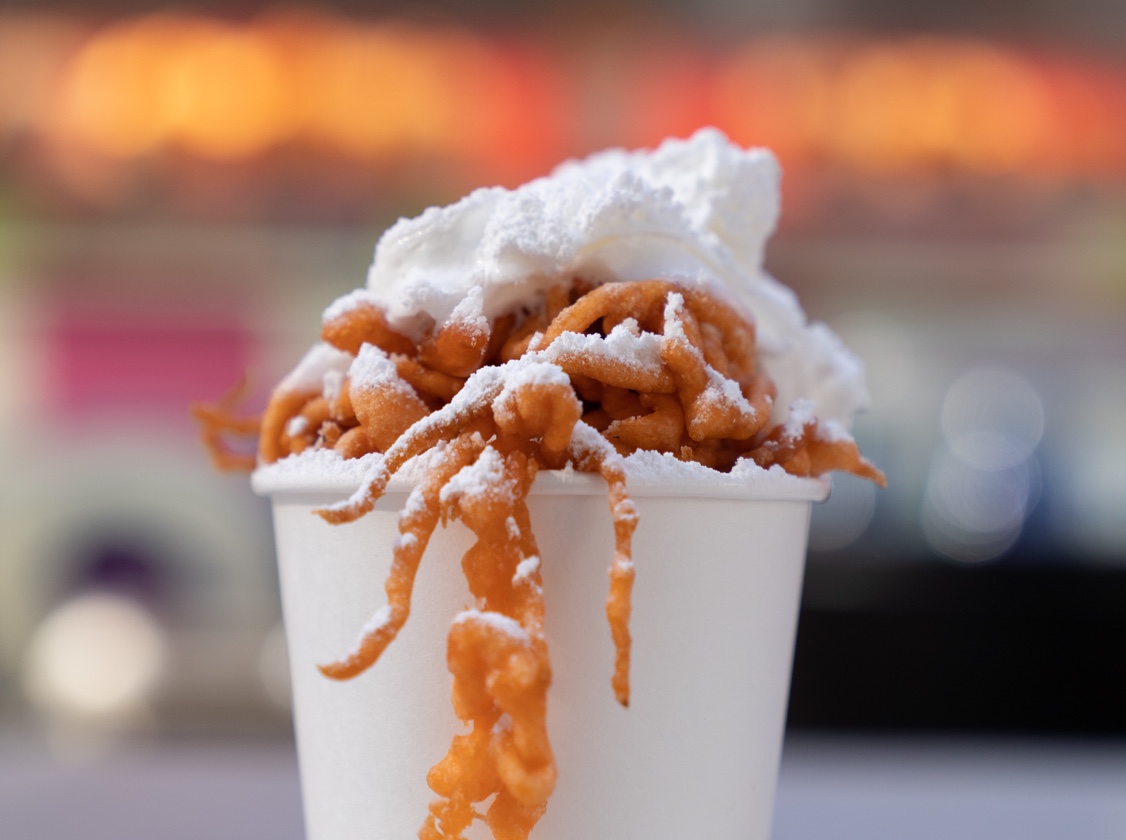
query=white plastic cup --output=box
[255,468,827,840]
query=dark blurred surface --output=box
[0,1,1124,836]
[790,565,1126,732]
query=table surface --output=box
[3,732,1125,839]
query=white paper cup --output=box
[255,467,827,840]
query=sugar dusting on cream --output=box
[256,129,872,490]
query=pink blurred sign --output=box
[46,309,252,420]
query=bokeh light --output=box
[809,473,878,552]
[23,591,166,722]
[922,367,1046,563]
[922,449,1041,563]
[940,366,1045,472]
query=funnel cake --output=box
[195,129,884,840]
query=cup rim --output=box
[252,456,830,502]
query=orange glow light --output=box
[294,22,508,161]
[47,15,181,158]
[712,38,837,167]
[0,15,82,135]
[46,14,292,161]
[7,10,1126,189]
[709,36,1115,178]
[161,20,293,161]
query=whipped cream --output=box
[330,128,868,431]
[256,129,872,492]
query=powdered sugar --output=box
[495,357,573,392]
[279,343,353,394]
[349,344,412,396]
[322,369,346,404]
[568,416,621,465]
[322,288,379,323]
[664,291,762,422]
[816,418,853,444]
[782,398,816,439]
[619,448,825,494]
[252,438,828,499]
[446,285,489,338]
[394,532,419,551]
[514,555,541,583]
[704,367,759,418]
[440,446,510,508]
[336,604,394,662]
[662,292,695,348]
[361,604,393,635]
[354,128,868,430]
[538,322,664,375]
[452,609,528,641]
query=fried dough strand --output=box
[317,433,487,681]
[190,378,261,472]
[259,387,321,464]
[420,318,491,378]
[322,299,415,357]
[423,446,555,840]
[349,358,431,454]
[396,356,466,405]
[568,424,637,707]
[660,291,770,442]
[314,369,505,525]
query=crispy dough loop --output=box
[568,426,637,707]
[394,357,466,407]
[350,371,431,453]
[420,318,491,378]
[314,372,506,525]
[581,407,612,433]
[322,299,415,357]
[662,292,770,442]
[539,279,757,374]
[500,313,547,363]
[423,725,498,840]
[539,280,674,346]
[327,378,356,425]
[538,279,762,399]
[698,321,731,378]
[445,613,554,801]
[682,288,758,383]
[748,414,817,470]
[493,378,583,470]
[333,426,373,459]
[752,417,887,486]
[259,387,321,464]
[318,433,487,681]
[606,393,684,454]
[497,280,583,365]
[190,379,261,472]
[601,386,644,421]
[807,438,887,486]
[542,346,677,394]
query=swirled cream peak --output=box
[329,128,869,430]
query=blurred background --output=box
[1,1,1125,838]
